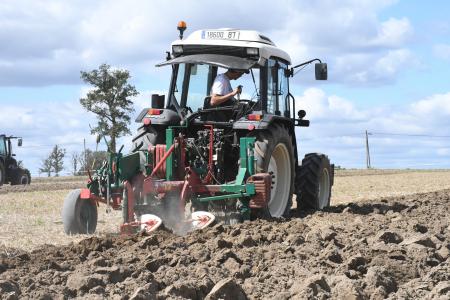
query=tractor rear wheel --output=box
[253,124,294,218]
[62,189,98,234]
[297,153,332,210]
[11,169,30,185]
[132,126,164,168]
[0,162,4,186]
[26,170,31,185]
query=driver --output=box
[210,69,247,107]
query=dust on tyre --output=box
[62,189,98,234]
[253,124,295,218]
[297,153,332,210]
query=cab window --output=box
[186,64,212,111]
[267,59,276,114]
[0,137,6,156]
[278,61,289,116]
[267,58,289,115]
[173,63,215,112]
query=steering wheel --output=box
[237,99,253,104]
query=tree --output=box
[40,145,66,177]
[39,157,52,177]
[77,149,108,175]
[71,153,80,175]
[80,63,138,153]
[50,145,66,176]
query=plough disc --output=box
[140,214,163,233]
[190,211,215,230]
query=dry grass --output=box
[1,169,450,251]
[335,168,450,177]
[32,176,88,183]
[331,170,450,204]
[0,190,121,252]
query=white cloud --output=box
[370,17,413,48]
[334,49,417,85]
[410,92,450,117]
[295,88,368,121]
[0,100,96,175]
[0,106,34,128]
[294,88,450,168]
[0,0,415,87]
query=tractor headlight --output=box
[246,47,259,56]
[172,45,184,55]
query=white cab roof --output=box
[172,29,291,65]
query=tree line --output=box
[39,63,138,177]
[39,147,108,177]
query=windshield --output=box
[171,63,260,112]
[0,137,6,156]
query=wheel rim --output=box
[267,143,291,217]
[20,175,28,185]
[80,201,94,233]
[318,168,330,209]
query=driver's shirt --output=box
[212,73,232,97]
[211,73,234,107]
[208,73,235,122]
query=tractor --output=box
[62,22,334,235]
[0,134,31,186]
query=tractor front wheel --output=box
[253,124,295,218]
[0,162,4,186]
[62,189,98,234]
[297,153,332,210]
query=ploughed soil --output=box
[1,190,450,299]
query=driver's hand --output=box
[235,85,243,95]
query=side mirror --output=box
[18,138,22,147]
[297,110,306,119]
[315,63,328,80]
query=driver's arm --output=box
[210,88,240,106]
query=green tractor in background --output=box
[62,23,334,235]
[0,134,31,186]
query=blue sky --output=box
[1,0,450,175]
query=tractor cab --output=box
[0,135,21,169]
[145,26,327,130]
[0,135,30,186]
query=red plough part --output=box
[190,211,215,230]
[120,214,162,234]
[120,212,215,234]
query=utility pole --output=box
[365,130,371,169]
[83,138,87,174]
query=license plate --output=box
[202,30,240,40]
